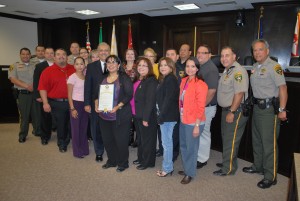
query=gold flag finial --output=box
[260,6,264,15]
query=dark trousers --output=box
[70,101,89,158]
[17,93,34,139]
[136,116,157,167]
[40,102,52,141]
[49,100,70,149]
[31,100,42,136]
[157,126,163,153]
[251,105,280,181]
[221,109,248,174]
[99,117,131,168]
[89,109,104,156]
[172,120,180,160]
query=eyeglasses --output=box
[80,52,88,54]
[197,52,210,55]
[106,61,118,64]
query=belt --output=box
[206,104,216,107]
[18,90,31,94]
[49,98,68,102]
[253,98,272,104]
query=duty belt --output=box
[18,90,31,94]
[253,97,273,105]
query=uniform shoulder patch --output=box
[9,64,14,72]
[273,64,283,75]
[234,72,243,82]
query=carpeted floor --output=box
[0,124,289,201]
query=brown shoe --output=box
[178,170,185,175]
[180,176,192,184]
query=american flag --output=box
[86,22,91,53]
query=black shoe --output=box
[178,171,185,176]
[136,165,147,170]
[181,176,192,184]
[257,179,277,189]
[41,139,48,145]
[213,169,227,176]
[197,161,207,169]
[172,156,178,162]
[18,137,26,143]
[131,142,138,148]
[156,152,163,157]
[59,147,67,153]
[132,159,140,165]
[102,163,116,169]
[116,166,128,172]
[242,166,263,175]
[95,155,103,162]
[216,163,223,168]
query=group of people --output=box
[8,39,287,188]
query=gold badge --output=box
[234,72,243,82]
[260,68,266,73]
[273,64,283,75]
[9,65,14,72]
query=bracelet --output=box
[70,108,76,111]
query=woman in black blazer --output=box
[133,57,158,170]
[156,57,180,177]
[95,55,133,172]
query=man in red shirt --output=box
[38,48,75,153]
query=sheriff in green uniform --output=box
[8,47,37,143]
[243,39,288,189]
[214,46,249,176]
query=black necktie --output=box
[103,62,107,73]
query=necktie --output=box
[103,62,107,73]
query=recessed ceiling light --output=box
[0,4,7,8]
[174,3,200,11]
[75,10,99,15]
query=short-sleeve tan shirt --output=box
[250,57,286,99]
[217,61,249,107]
[8,61,35,89]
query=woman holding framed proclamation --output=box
[95,55,133,172]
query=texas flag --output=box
[291,12,300,57]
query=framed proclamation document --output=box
[98,84,114,112]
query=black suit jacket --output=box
[156,74,180,122]
[84,60,107,108]
[134,76,158,122]
[33,61,50,99]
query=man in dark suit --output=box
[84,42,110,162]
[33,47,54,145]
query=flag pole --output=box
[257,6,264,39]
[193,26,197,57]
[99,21,103,44]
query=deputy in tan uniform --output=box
[67,42,80,65]
[8,47,37,143]
[213,46,249,176]
[243,39,287,189]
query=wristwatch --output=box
[195,123,199,127]
[229,109,236,114]
[278,107,286,113]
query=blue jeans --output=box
[160,122,177,173]
[180,122,204,177]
